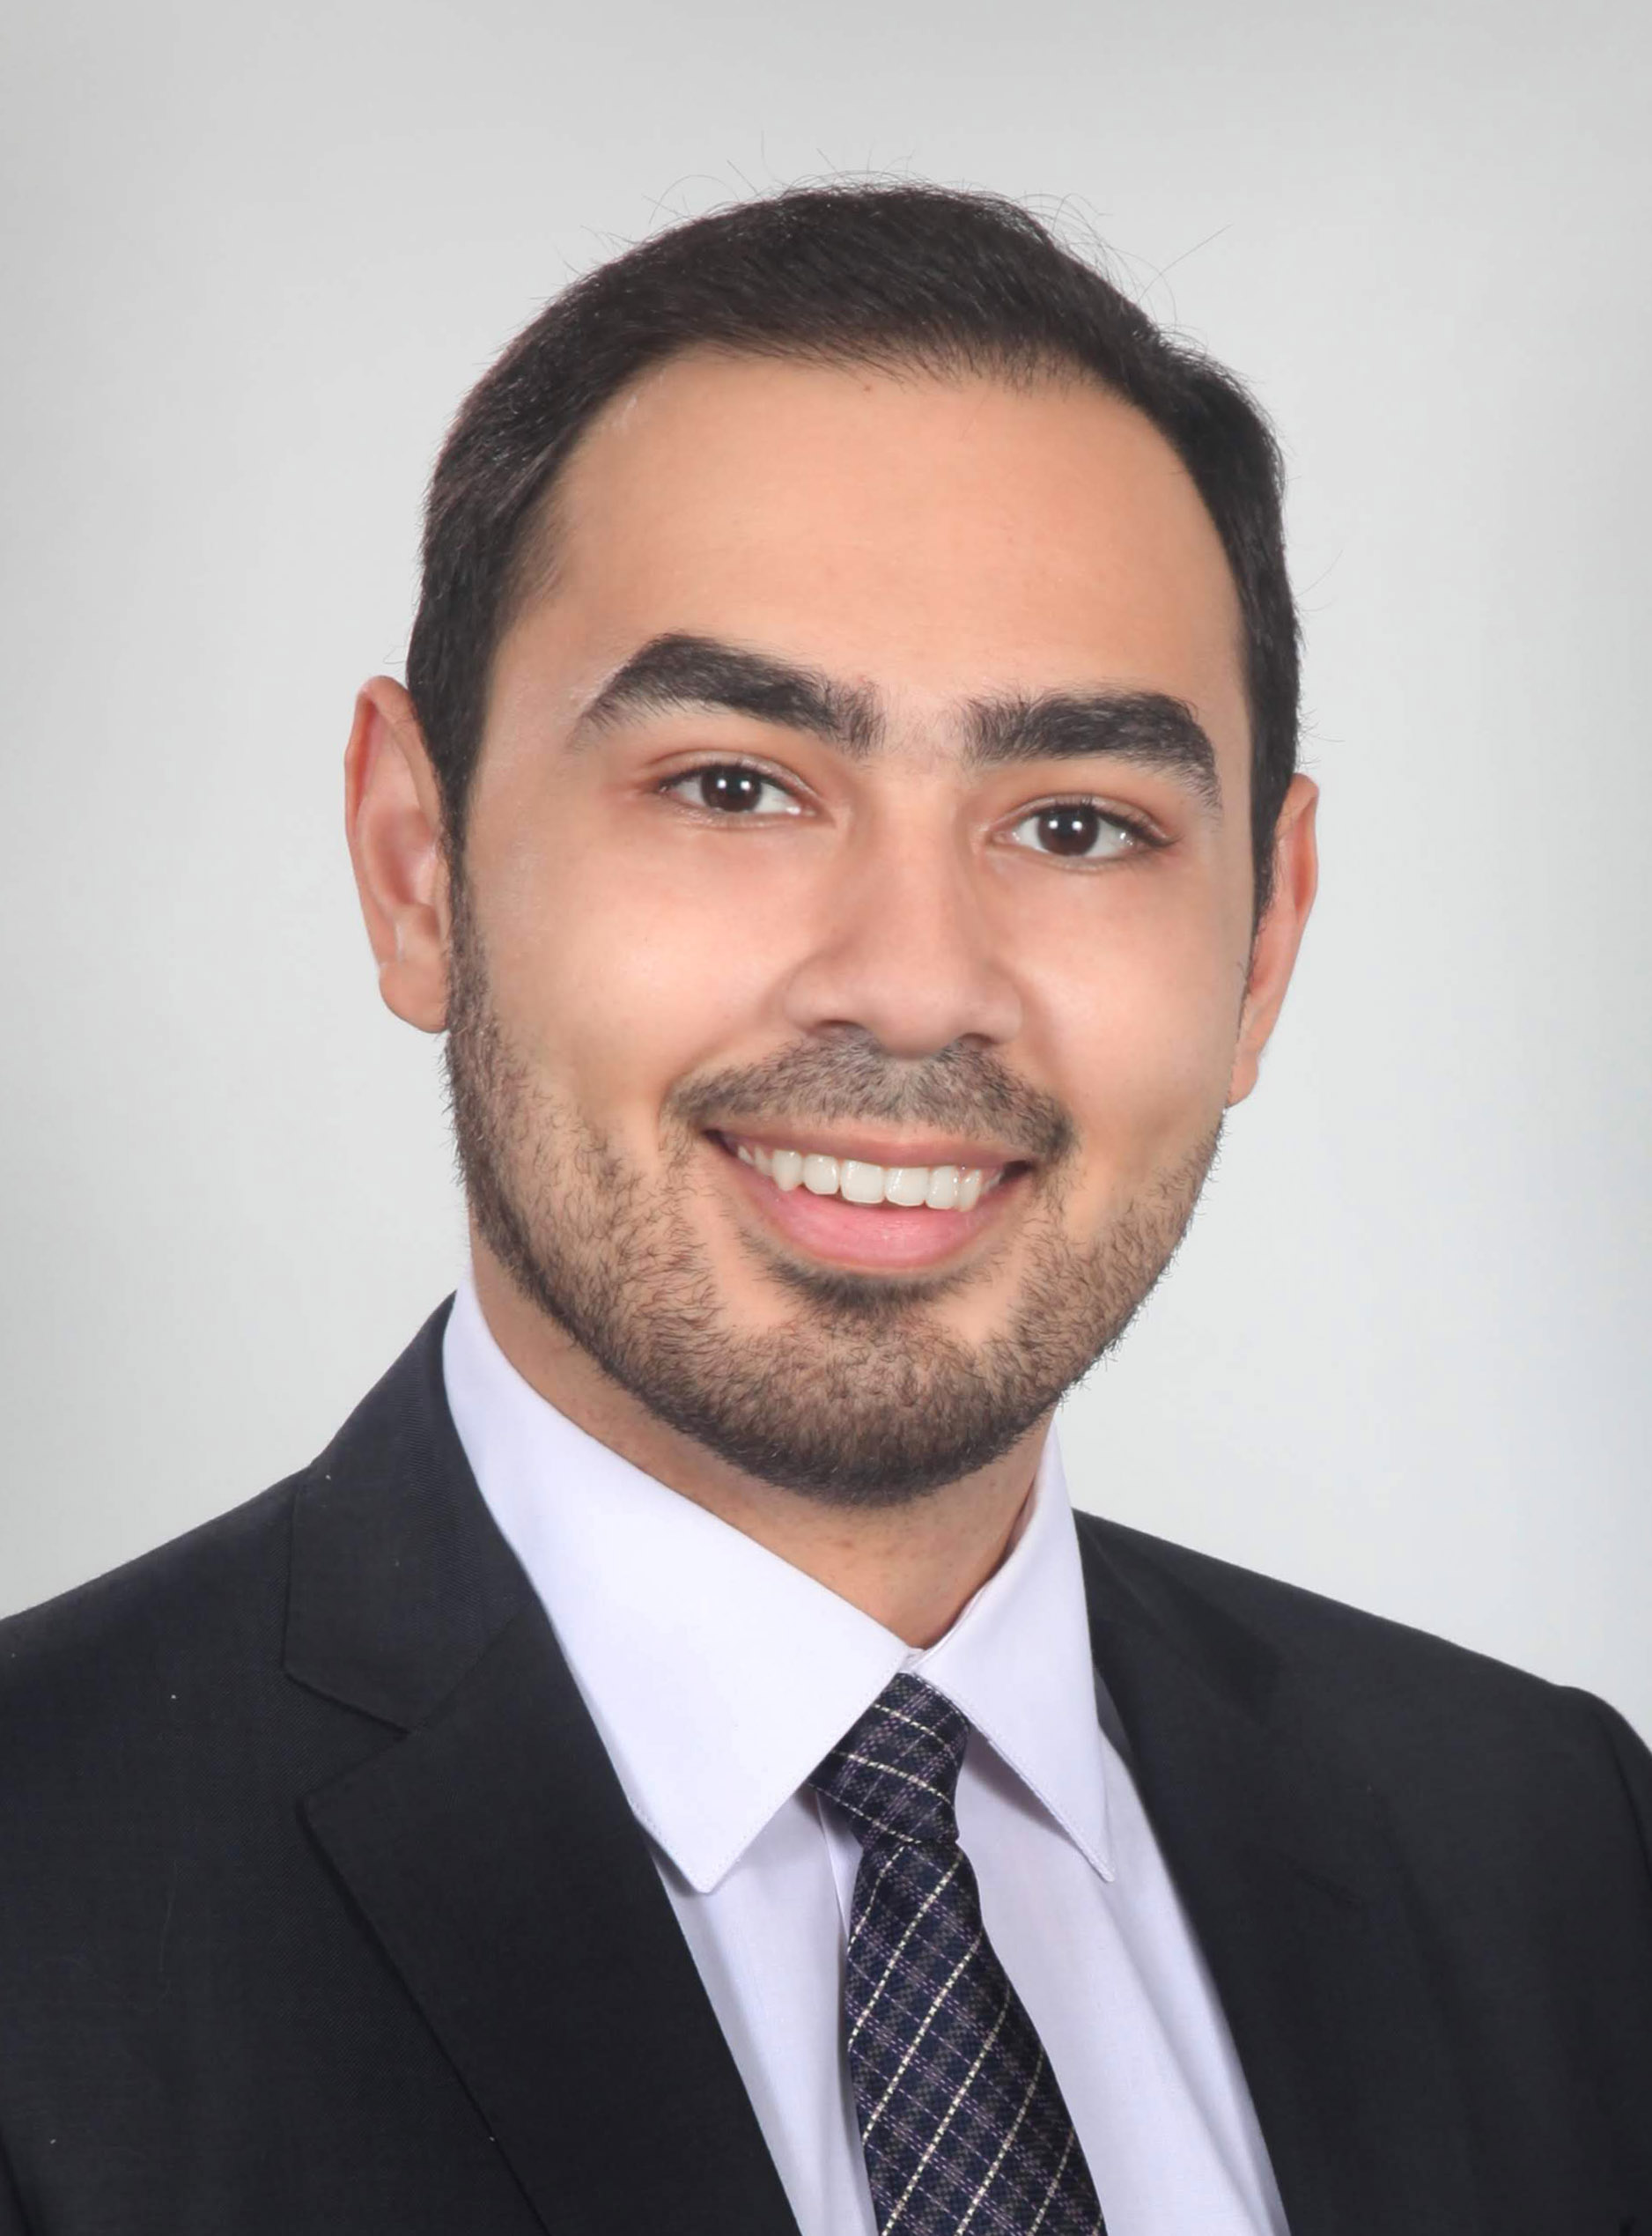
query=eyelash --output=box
[657,761,1164,856]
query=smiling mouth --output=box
[707,1125,1031,1251]
[724,1133,1013,1211]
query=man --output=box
[0,183,1647,2235]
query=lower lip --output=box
[711,1139,1021,1272]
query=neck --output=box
[469,1250,1049,1649]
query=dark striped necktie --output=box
[812,1671,1108,2235]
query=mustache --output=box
[668,1032,1076,1166]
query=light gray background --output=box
[3,0,1648,1731]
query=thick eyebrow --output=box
[572,632,884,756]
[963,690,1222,813]
[573,631,1221,815]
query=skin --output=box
[346,351,1318,1647]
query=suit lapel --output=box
[286,1306,800,2236]
[1077,1519,1482,2236]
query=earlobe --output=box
[1226,773,1320,1108]
[343,678,452,1035]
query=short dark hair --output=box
[406,182,1299,921]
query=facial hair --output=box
[445,886,1222,1507]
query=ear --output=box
[1227,772,1319,1105]
[343,677,452,1033]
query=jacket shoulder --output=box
[1078,1506,1565,1696]
[0,1472,308,1785]
[1074,1509,1652,1836]
[0,1300,461,1750]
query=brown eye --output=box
[1007,802,1136,860]
[663,764,801,816]
[698,765,764,812]
[1039,805,1100,855]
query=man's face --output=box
[442,352,1295,1502]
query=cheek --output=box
[472,810,802,1134]
[1023,889,1244,1184]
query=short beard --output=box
[445,885,1222,1507]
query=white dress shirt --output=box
[443,1278,1287,2236]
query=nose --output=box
[778,812,1023,1058]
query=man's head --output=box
[347,184,1318,1506]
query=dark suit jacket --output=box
[1,1300,1648,2233]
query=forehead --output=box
[505,350,1249,761]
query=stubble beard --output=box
[444,891,1222,1508]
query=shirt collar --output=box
[442,1277,1114,1892]
[913,1431,1113,1880]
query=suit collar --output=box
[284,1296,530,1729]
[285,1303,800,2236]
[1076,1514,1485,2236]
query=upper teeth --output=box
[732,1140,995,1212]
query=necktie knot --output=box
[810,1671,970,1849]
